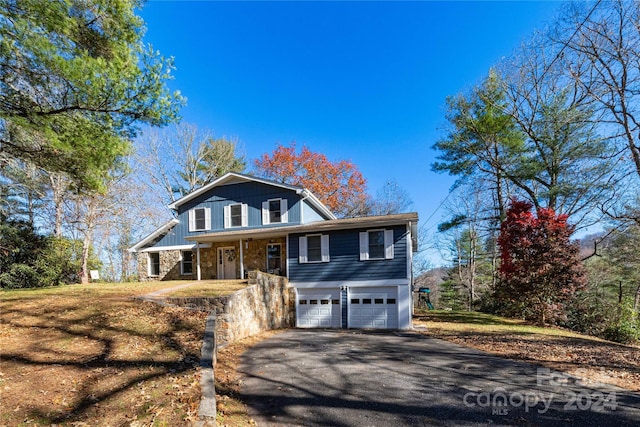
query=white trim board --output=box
[289,279,410,289]
[138,243,211,253]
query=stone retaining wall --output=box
[148,272,294,426]
[165,271,295,348]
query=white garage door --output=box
[297,289,341,328]
[349,287,398,329]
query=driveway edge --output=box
[195,313,217,426]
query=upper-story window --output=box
[188,207,211,232]
[224,203,248,228]
[262,198,288,225]
[299,234,330,263]
[359,229,394,260]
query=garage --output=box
[348,287,398,329]
[296,289,341,328]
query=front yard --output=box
[3,283,638,426]
[415,310,640,392]
[0,281,240,426]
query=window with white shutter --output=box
[262,198,288,225]
[298,234,330,263]
[359,229,394,260]
[225,203,248,228]
[188,207,210,232]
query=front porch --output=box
[194,236,287,280]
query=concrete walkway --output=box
[239,329,640,427]
[135,281,200,305]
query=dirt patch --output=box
[417,319,640,392]
[0,294,207,426]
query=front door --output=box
[217,247,237,279]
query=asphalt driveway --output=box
[239,329,640,426]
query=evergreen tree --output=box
[0,0,184,192]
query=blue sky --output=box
[138,0,562,265]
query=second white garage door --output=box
[297,289,341,328]
[349,287,398,329]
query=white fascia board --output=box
[128,219,179,253]
[289,279,410,288]
[168,172,304,210]
[138,243,211,253]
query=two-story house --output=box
[129,172,418,330]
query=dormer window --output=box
[262,198,288,225]
[188,207,211,232]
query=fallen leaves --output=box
[0,295,208,426]
[418,319,640,392]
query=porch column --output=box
[196,244,202,281]
[239,239,245,279]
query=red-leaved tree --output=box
[254,142,369,218]
[496,199,586,325]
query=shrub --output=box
[0,264,40,289]
[602,299,639,344]
[36,237,82,286]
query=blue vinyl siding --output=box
[301,200,326,223]
[146,181,302,249]
[152,223,188,247]
[179,182,300,230]
[289,225,408,282]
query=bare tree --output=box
[558,0,640,181]
[369,180,414,215]
[437,187,497,310]
[135,123,246,209]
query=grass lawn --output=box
[166,280,249,298]
[415,310,640,392]
[0,281,212,426]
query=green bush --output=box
[36,237,82,286]
[0,263,40,288]
[602,299,639,344]
[1,219,96,288]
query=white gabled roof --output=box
[128,218,179,253]
[167,172,336,219]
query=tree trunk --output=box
[49,174,65,237]
[81,234,91,284]
[80,199,97,285]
